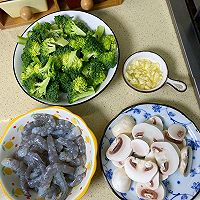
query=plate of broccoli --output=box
[13,11,119,106]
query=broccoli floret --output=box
[54,15,69,30]
[100,35,117,51]
[45,81,60,102]
[33,77,50,98]
[32,22,52,41]
[59,73,71,93]
[62,51,83,79]
[81,36,103,61]
[94,25,105,41]
[37,56,56,80]
[98,51,118,69]
[17,36,28,45]
[51,46,72,68]
[64,18,86,37]
[21,62,40,82]
[68,76,95,103]
[54,37,68,47]
[74,19,90,33]
[69,36,86,50]
[40,38,56,57]
[21,50,33,68]
[22,76,38,95]
[82,59,106,88]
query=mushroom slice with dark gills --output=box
[124,156,158,183]
[131,139,150,157]
[132,123,164,145]
[112,168,131,193]
[111,115,136,137]
[145,172,160,190]
[179,146,193,176]
[151,142,179,176]
[145,116,163,131]
[136,183,166,200]
[167,124,187,143]
[106,134,132,161]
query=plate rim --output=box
[12,10,120,107]
[99,102,200,200]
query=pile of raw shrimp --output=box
[1,113,86,200]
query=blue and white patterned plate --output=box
[100,103,200,200]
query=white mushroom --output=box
[112,115,136,137]
[151,142,179,176]
[167,124,187,143]
[145,116,163,131]
[160,173,168,181]
[179,146,193,176]
[164,130,186,150]
[106,134,132,161]
[124,156,158,183]
[131,139,150,157]
[112,160,125,168]
[145,151,157,163]
[132,123,164,145]
[112,168,131,193]
[136,183,166,200]
[145,172,160,190]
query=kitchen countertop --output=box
[0,0,200,199]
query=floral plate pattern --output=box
[100,103,200,200]
[0,106,97,200]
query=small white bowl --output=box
[123,51,187,93]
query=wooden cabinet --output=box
[0,0,123,30]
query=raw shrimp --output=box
[33,113,56,128]
[69,154,86,167]
[74,166,87,177]
[1,158,30,196]
[54,172,69,200]
[59,148,78,162]
[55,139,63,152]
[57,138,79,154]
[47,135,59,164]
[68,172,86,187]
[75,136,86,155]
[64,126,82,140]
[55,119,73,130]
[1,113,87,200]
[53,163,74,175]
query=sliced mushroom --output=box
[106,134,132,161]
[112,168,131,193]
[145,151,156,163]
[132,123,164,145]
[136,183,166,200]
[160,173,168,181]
[112,160,125,168]
[164,130,186,149]
[124,156,158,183]
[151,142,179,176]
[145,116,163,131]
[167,124,187,143]
[145,172,160,190]
[112,115,136,137]
[131,139,150,157]
[170,142,181,157]
[179,146,193,176]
